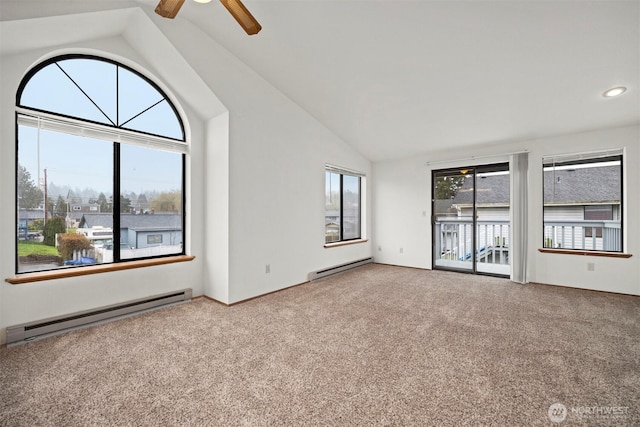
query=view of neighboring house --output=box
[78,213,183,250]
[449,172,511,221]
[325,208,360,243]
[17,209,45,239]
[542,165,621,251]
[18,203,103,237]
[435,171,511,274]
[437,165,621,267]
[67,203,101,228]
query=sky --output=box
[18,127,182,197]
[17,57,183,198]
[325,171,360,205]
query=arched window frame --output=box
[14,53,189,275]
[16,53,187,143]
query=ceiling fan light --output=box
[155,0,186,18]
[220,0,262,35]
[193,0,212,3]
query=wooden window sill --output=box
[538,248,632,258]
[5,255,196,285]
[324,239,368,248]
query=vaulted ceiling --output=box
[2,0,639,162]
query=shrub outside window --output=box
[16,54,186,273]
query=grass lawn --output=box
[17,241,60,257]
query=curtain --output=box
[510,152,529,283]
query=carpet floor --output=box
[1,264,639,426]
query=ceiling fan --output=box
[155,0,262,35]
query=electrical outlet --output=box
[265,264,270,274]
[400,248,404,254]
[378,246,382,251]
[587,262,595,272]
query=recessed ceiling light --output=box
[603,87,627,97]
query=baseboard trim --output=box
[199,280,317,307]
[529,281,640,298]
[198,295,230,307]
[229,281,311,306]
[374,262,431,271]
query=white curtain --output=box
[510,152,529,283]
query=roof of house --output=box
[78,214,111,228]
[450,166,620,206]
[79,213,182,230]
[18,209,46,220]
[543,166,620,205]
[69,211,87,220]
[450,173,510,206]
[434,199,456,215]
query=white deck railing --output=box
[435,218,622,267]
[435,219,510,265]
[543,220,621,252]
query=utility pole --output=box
[43,168,48,224]
[66,190,71,233]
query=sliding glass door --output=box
[432,163,510,276]
[433,169,475,272]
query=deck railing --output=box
[543,220,621,252]
[435,219,510,265]
[435,218,622,265]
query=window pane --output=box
[118,68,183,140]
[119,145,183,260]
[342,174,361,240]
[57,58,117,125]
[325,171,341,243]
[17,125,113,273]
[19,58,184,140]
[20,63,114,125]
[121,99,184,140]
[117,67,163,124]
[543,157,621,251]
[16,55,187,274]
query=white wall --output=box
[203,113,230,303]
[373,125,640,295]
[153,15,372,303]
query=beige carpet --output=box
[1,264,639,426]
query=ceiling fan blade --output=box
[220,0,262,35]
[155,0,186,19]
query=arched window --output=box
[16,54,187,274]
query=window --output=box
[147,235,163,245]
[543,151,622,252]
[325,166,362,243]
[16,55,186,273]
[584,205,613,238]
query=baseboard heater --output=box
[6,288,192,345]
[308,257,374,281]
